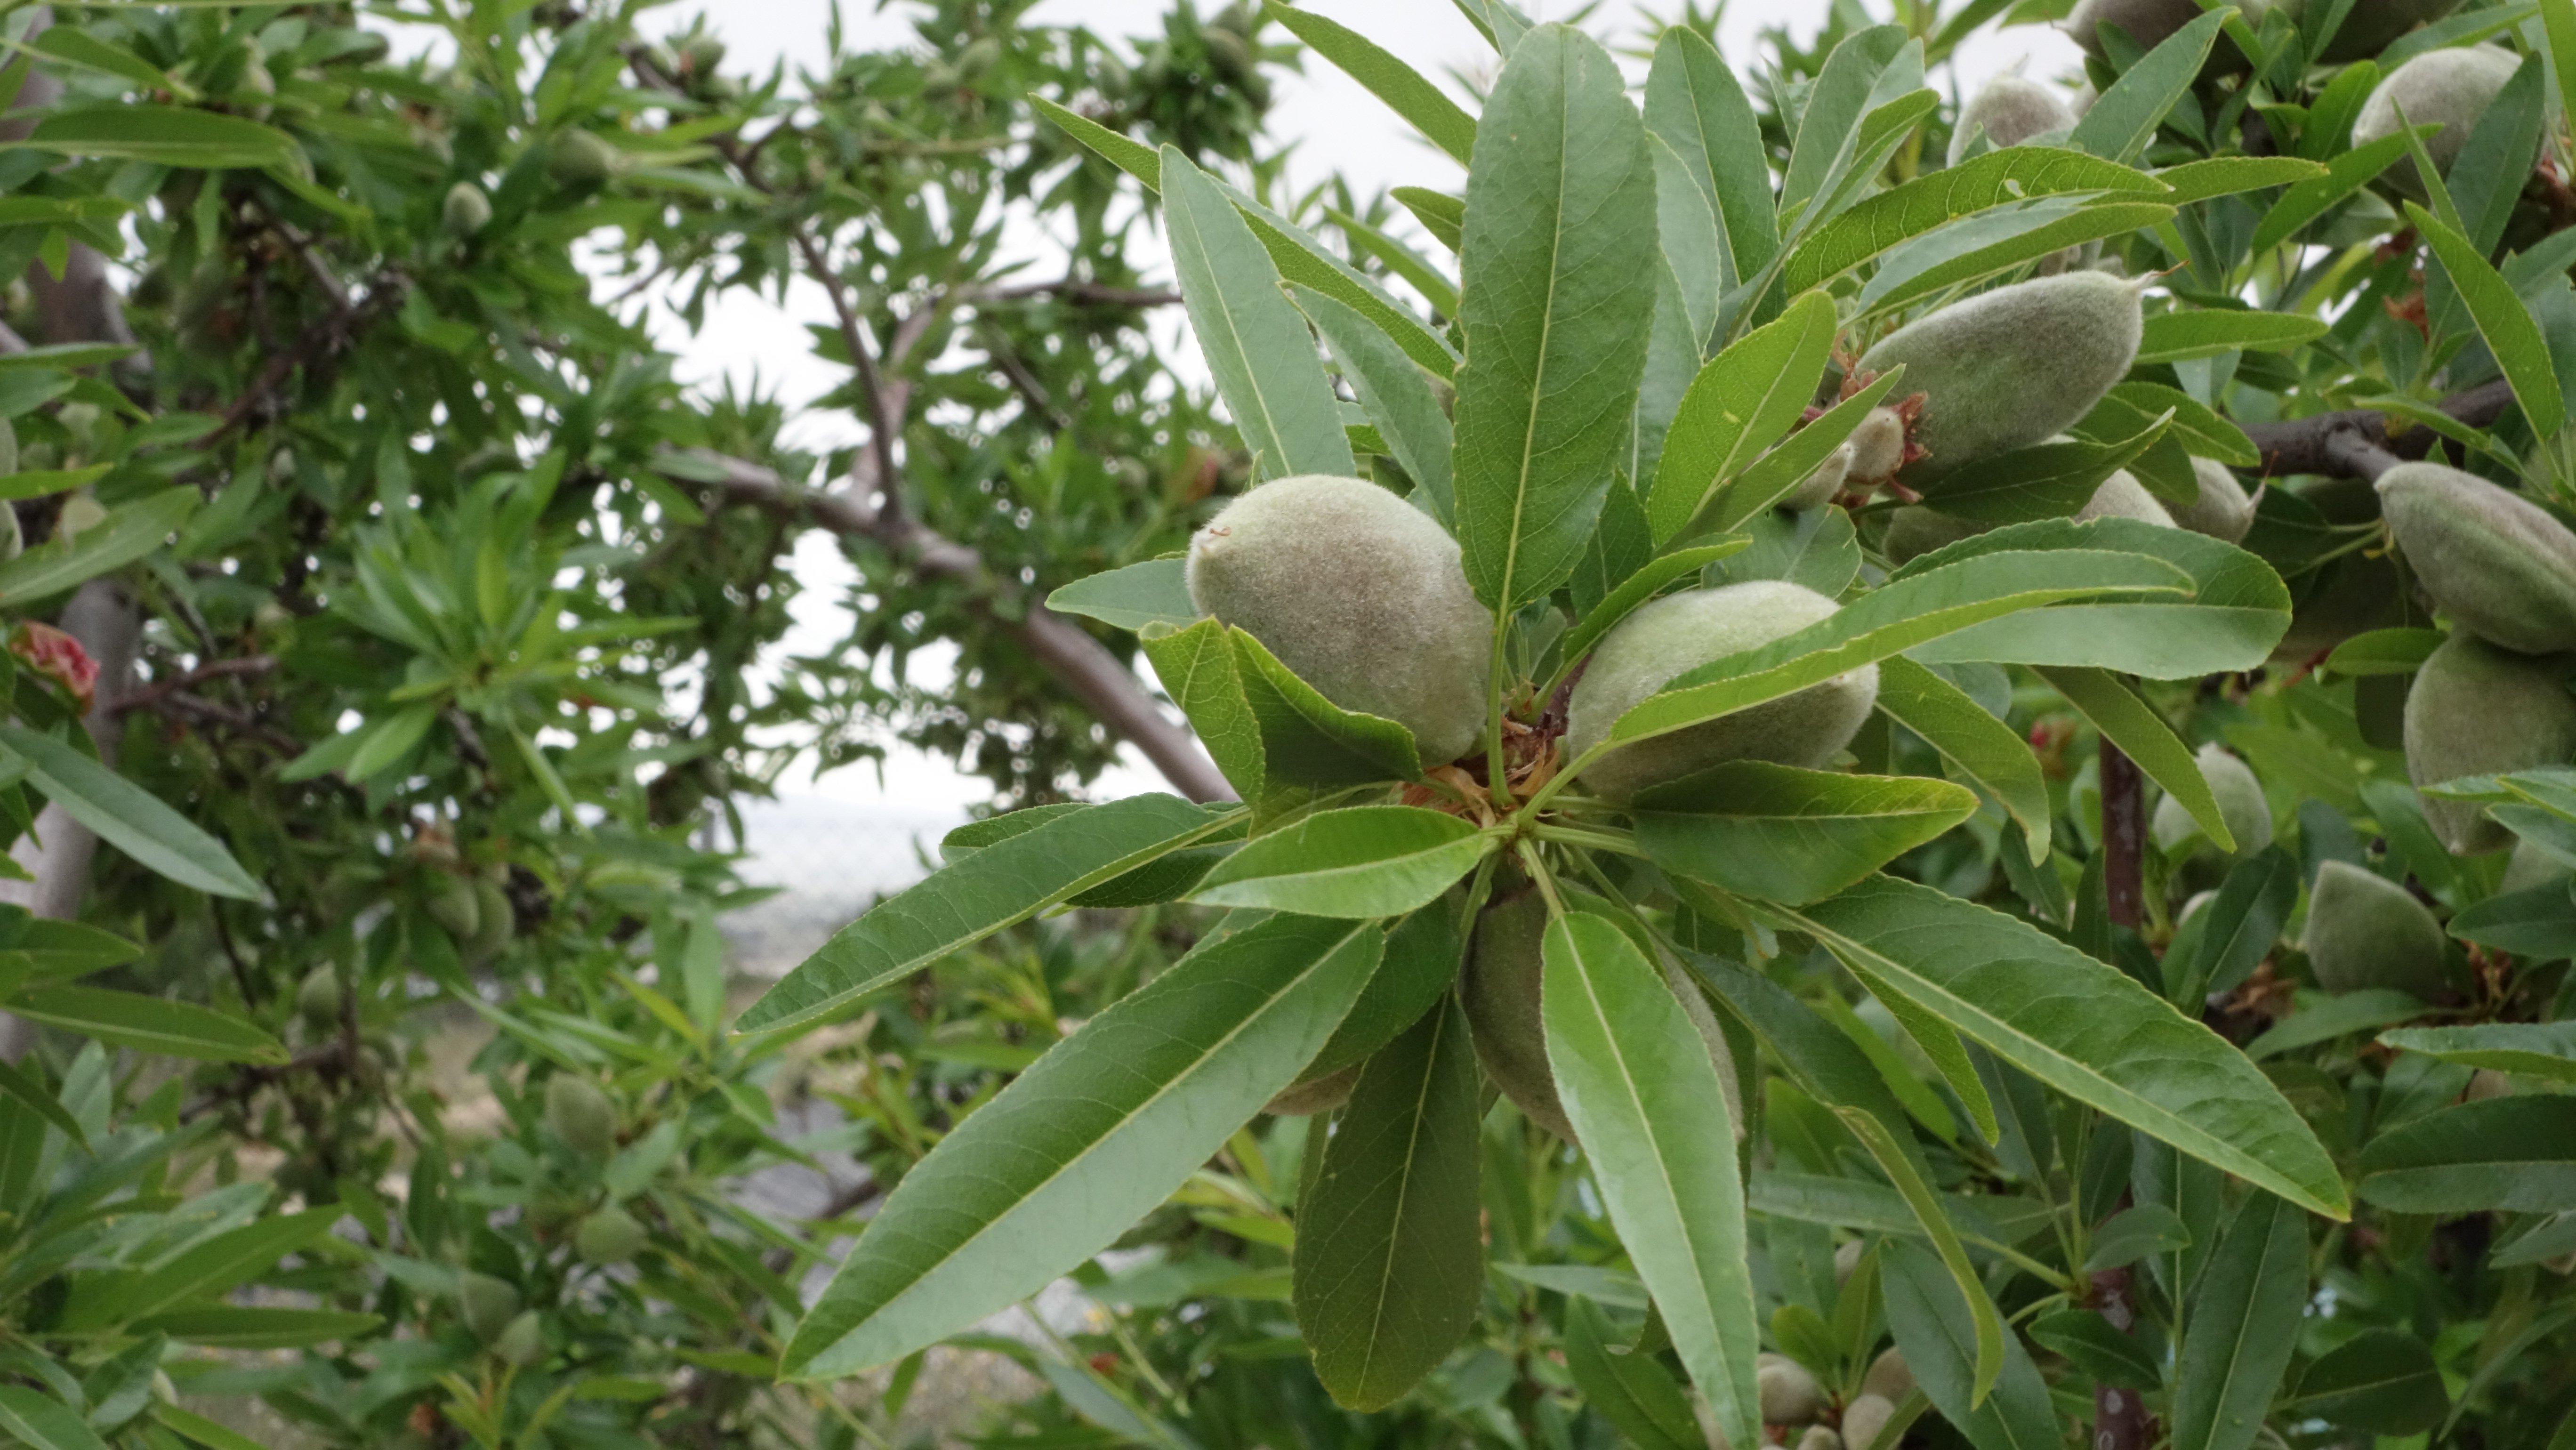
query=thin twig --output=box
[110,654,278,716]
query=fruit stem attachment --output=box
[1514,839,1563,916]
[1486,628,1515,810]
[1519,740,1612,816]
[1530,823,1644,858]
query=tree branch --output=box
[2237,379,2514,480]
[668,449,1235,804]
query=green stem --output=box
[1531,822,1645,857]
[1520,740,1611,815]
[1514,839,1562,915]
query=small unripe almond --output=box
[1784,442,1853,511]
[2151,743,2272,857]
[1834,1238,1865,1286]
[1462,890,1739,1144]
[2067,0,2230,55]
[2172,458,2255,543]
[2379,462,2576,655]
[1948,75,2077,164]
[576,1205,649,1264]
[1856,273,2144,483]
[1846,407,1908,485]
[546,129,620,187]
[1861,1347,1915,1403]
[1185,475,1491,765]
[2466,1066,2516,1100]
[296,966,343,1031]
[1566,581,1878,804]
[2302,860,2447,997]
[1758,1353,1826,1424]
[1881,505,1984,566]
[491,1309,544,1366]
[2403,632,2576,853]
[2076,468,2176,527]
[427,875,481,941]
[457,1270,520,1342]
[1841,1394,1898,1450]
[442,181,492,236]
[2503,837,2570,892]
[2354,47,2520,193]
[1797,1427,1844,1450]
[468,876,515,960]
[544,1074,618,1158]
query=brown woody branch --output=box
[2237,379,2515,482]
[110,654,278,716]
[668,448,1235,804]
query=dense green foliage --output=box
[21,0,2576,1447]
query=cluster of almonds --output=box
[1748,1343,1915,1450]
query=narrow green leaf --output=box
[2380,1022,2576,1083]
[2407,201,2567,437]
[1634,764,1977,905]
[4,986,285,1064]
[0,486,195,608]
[2104,382,2260,465]
[1781,26,1909,220]
[1192,806,1494,918]
[1914,412,2174,523]
[2135,308,2330,363]
[1162,148,1353,481]
[1680,952,1926,1171]
[738,794,1235,1034]
[18,104,297,169]
[1696,371,1908,536]
[1783,148,2161,294]
[152,1404,269,1450]
[1603,551,2192,750]
[1328,207,1460,318]
[1305,907,1464,1083]
[2358,1097,2576,1211]
[1558,542,1749,674]
[781,913,1381,1378]
[1453,24,1658,614]
[1289,284,1455,526]
[1046,560,1196,633]
[1769,876,2351,1219]
[2246,989,2428,1061]
[61,1209,341,1330]
[1230,628,1424,786]
[1393,186,1464,251]
[0,1387,106,1450]
[1294,999,1483,1410]
[2248,131,2415,253]
[1643,27,1777,287]
[1541,911,1762,1450]
[1880,1241,2060,1450]
[1903,518,2290,679]
[1860,199,2178,317]
[2293,1330,2448,1435]
[1264,4,1476,163]
[1875,657,2053,862]
[1837,1106,2004,1404]
[1141,619,1266,801]
[2176,846,2299,1002]
[0,724,257,899]
[2035,666,2232,850]
[1648,290,1839,543]
[1562,1297,1701,1450]
[135,1306,384,1349]
[2069,8,2232,161]
[2151,155,2328,204]
[2171,1193,2309,1450]
[2448,882,2576,957]
[2546,0,2576,142]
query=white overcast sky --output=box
[640,0,2083,827]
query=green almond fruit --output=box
[1948,75,2078,164]
[491,1309,544,1366]
[468,876,515,961]
[1862,1347,1914,1403]
[442,181,491,236]
[2354,47,2520,194]
[2403,632,2576,853]
[2302,859,2448,997]
[546,129,620,187]
[1842,1394,1898,1450]
[1186,475,1492,765]
[2502,836,2571,892]
[1759,1353,1827,1424]
[2172,457,2255,544]
[427,874,481,942]
[1462,887,1740,1144]
[296,966,342,1032]
[1784,442,1853,511]
[1566,580,1878,804]
[1856,272,2144,484]
[2067,0,2265,59]
[576,1205,649,1265]
[457,1270,520,1342]
[544,1074,618,1158]
[2151,743,2272,857]
[1846,405,1908,485]
[2378,461,2576,655]
[2077,469,2176,527]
